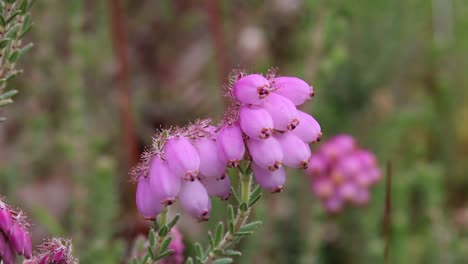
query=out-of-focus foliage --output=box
[0,0,467,263]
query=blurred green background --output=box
[1,0,468,263]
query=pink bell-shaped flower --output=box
[252,162,286,193]
[201,175,232,200]
[247,137,283,171]
[149,156,181,205]
[291,110,321,143]
[136,177,164,219]
[275,132,311,169]
[261,93,299,131]
[193,137,226,179]
[165,136,200,181]
[239,105,274,140]
[232,74,271,105]
[216,123,246,167]
[179,180,211,221]
[271,76,314,106]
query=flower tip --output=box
[287,118,300,131]
[268,161,282,171]
[272,186,284,193]
[300,160,309,170]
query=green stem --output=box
[203,171,253,264]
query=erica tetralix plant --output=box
[0,198,32,264]
[131,69,321,264]
[24,238,78,264]
[307,134,381,213]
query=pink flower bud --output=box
[165,137,200,181]
[275,132,311,169]
[261,93,299,131]
[0,234,7,260]
[321,134,355,159]
[239,105,273,140]
[149,156,181,205]
[193,137,226,179]
[9,223,25,255]
[271,76,313,105]
[136,177,164,219]
[292,110,321,143]
[324,194,343,213]
[307,154,327,176]
[201,174,232,200]
[160,228,185,264]
[252,162,286,193]
[216,123,245,167]
[247,137,283,171]
[338,182,358,201]
[1,237,16,264]
[232,74,270,105]
[179,180,211,221]
[0,207,13,235]
[312,177,334,200]
[23,232,32,259]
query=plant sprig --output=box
[0,0,34,122]
[133,208,180,264]
[186,166,264,264]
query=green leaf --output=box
[6,24,21,39]
[0,99,13,107]
[249,185,262,202]
[208,231,215,248]
[215,222,224,246]
[149,229,156,247]
[228,205,234,224]
[19,23,32,39]
[156,249,174,260]
[194,242,204,258]
[239,221,262,232]
[158,225,168,237]
[230,187,240,204]
[212,258,234,264]
[0,15,5,27]
[248,193,261,207]
[8,50,19,63]
[160,236,172,253]
[0,89,18,100]
[239,202,248,212]
[19,0,28,14]
[223,250,242,256]
[235,231,253,236]
[228,221,234,234]
[185,257,194,264]
[6,11,20,24]
[167,214,180,229]
[147,245,156,260]
[18,42,33,59]
[153,219,160,231]
[0,38,10,49]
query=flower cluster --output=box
[0,199,32,264]
[24,238,78,264]
[132,70,321,221]
[160,228,185,264]
[307,135,381,213]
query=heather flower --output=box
[275,132,311,169]
[232,74,271,105]
[292,110,321,143]
[165,136,200,181]
[160,228,185,264]
[252,162,286,193]
[201,175,232,200]
[216,123,245,168]
[261,93,299,131]
[136,177,164,219]
[24,238,78,264]
[178,180,211,221]
[307,134,381,213]
[247,137,283,171]
[149,156,181,206]
[238,105,273,140]
[193,137,226,180]
[270,76,314,106]
[0,199,32,263]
